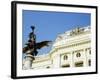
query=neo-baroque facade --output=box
[23,26,91,69]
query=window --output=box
[61,64,70,68]
[46,66,50,68]
[88,60,91,66]
[76,52,81,57]
[75,61,83,67]
[89,50,91,54]
[63,55,68,60]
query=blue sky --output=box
[22,10,91,55]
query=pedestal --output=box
[23,54,34,70]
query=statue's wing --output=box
[36,41,52,49]
[23,46,28,53]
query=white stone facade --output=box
[23,26,91,69]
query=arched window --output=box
[76,52,81,57]
[63,55,68,60]
[89,50,91,54]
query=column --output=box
[70,51,74,67]
[23,54,34,70]
[83,48,87,67]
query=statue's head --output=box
[31,26,35,30]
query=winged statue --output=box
[23,26,52,56]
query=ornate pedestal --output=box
[23,54,35,70]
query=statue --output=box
[23,26,52,58]
[70,27,84,36]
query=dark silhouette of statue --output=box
[23,26,52,57]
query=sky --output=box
[22,10,91,55]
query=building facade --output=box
[23,26,91,69]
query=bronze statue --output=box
[23,26,52,57]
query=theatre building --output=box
[23,26,91,69]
